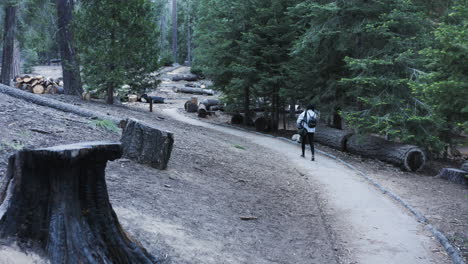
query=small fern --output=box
[89,119,120,134]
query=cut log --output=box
[0,142,158,263]
[121,119,174,170]
[461,161,468,172]
[209,105,223,111]
[198,103,208,118]
[200,99,220,109]
[254,117,269,132]
[32,84,45,94]
[346,135,426,171]
[315,126,354,151]
[438,168,468,185]
[45,85,59,94]
[184,100,198,112]
[175,87,214,95]
[22,77,32,83]
[190,96,198,105]
[171,73,198,81]
[82,92,91,101]
[231,114,243,125]
[128,94,138,102]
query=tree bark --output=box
[346,134,426,171]
[12,39,20,78]
[314,126,353,151]
[172,0,178,63]
[243,85,250,126]
[1,4,17,86]
[56,0,83,96]
[175,87,214,95]
[121,119,174,170]
[438,168,467,185]
[0,142,158,263]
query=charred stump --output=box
[315,126,354,151]
[346,135,426,171]
[438,168,467,185]
[0,142,158,263]
[121,119,174,170]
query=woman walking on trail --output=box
[297,104,318,161]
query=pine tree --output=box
[75,0,160,104]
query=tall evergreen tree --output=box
[75,0,160,104]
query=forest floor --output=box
[0,65,465,263]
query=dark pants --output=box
[301,132,315,156]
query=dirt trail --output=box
[163,107,450,264]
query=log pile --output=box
[14,75,63,94]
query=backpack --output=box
[307,111,317,128]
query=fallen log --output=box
[121,119,174,170]
[175,87,214,95]
[461,161,468,172]
[0,142,158,263]
[346,135,426,171]
[438,168,468,185]
[315,126,354,152]
[209,105,224,111]
[171,73,198,81]
[198,103,208,118]
[0,83,121,124]
[184,100,198,112]
[200,99,220,109]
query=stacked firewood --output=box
[14,75,64,94]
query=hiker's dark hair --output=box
[306,104,315,111]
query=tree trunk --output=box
[172,0,178,63]
[12,39,20,78]
[289,99,295,118]
[314,126,353,151]
[186,2,192,66]
[56,0,83,96]
[0,142,158,263]
[1,4,17,86]
[346,135,426,171]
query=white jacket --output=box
[297,110,317,133]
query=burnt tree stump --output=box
[0,142,158,263]
[121,119,174,170]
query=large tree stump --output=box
[315,126,354,151]
[0,142,158,263]
[121,119,174,170]
[438,168,468,185]
[184,100,198,113]
[346,135,426,171]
